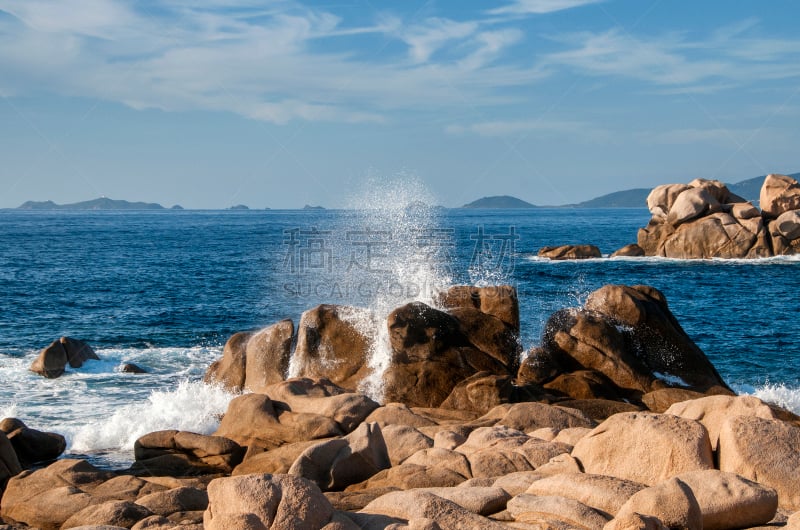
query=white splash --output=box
[340,176,453,402]
[735,382,800,414]
[68,380,236,452]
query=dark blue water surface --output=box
[1,208,798,389]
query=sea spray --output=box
[337,176,453,402]
[68,380,235,453]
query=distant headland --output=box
[461,195,537,208]
[16,197,181,211]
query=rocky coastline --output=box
[538,173,800,260]
[3,284,800,529]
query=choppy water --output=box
[1,207,798,467]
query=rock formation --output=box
[29,337,99,378]
[638,175,800,258]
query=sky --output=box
[1,0,800,209]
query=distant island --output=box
[229,204,250,210]
[303,205,325,210]
[462,172,799,209]
[17,197,172,211]
[462,195,536,209]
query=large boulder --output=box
[360,490,509,530]
[507,494,611,528]
[30,337,98,378]
[61,500,153,529]
[0,431,22,493]
[0,459,115,528]
[537,244,602,260]
[541,285,731,397]
[667,187,721,226]
[131,430,244,476]
[613,477,702,530]
[381,302,510,408]
[244,319,294,393]
[718,415,800,510]
[0,418,66,468]
[647,184,692,218]
[435,285,520,331]
[664,395,776,450]
[262,378,379,433]
[571,412,714,486]
[203,331,250,392]
[525,473,646,517]
[290,304,373,391]
[203,473,335,530]
[760,173,800,218]
[288,422,390,491]
[675,470,777,530]
[214,393,342,450]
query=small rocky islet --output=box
[539,173,800,259]
[3,282,800,529]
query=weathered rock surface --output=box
[30,337,98,378]
[638,175,800,258]
[203,473,334,530]
[61,500,153,529]
[761,173,800,218]
[435,285,520,331]
[0,431,22,493]
[538,244,602,260]
[614,478,702,530]
[0,418,66,468]
[507,493,611,528]
[540,284,730,399]
[360,490,509,530]
[291,304,373,391]
[204,320,294,393]
[718,415,800,510]
[675,469,778,530]
[382,302,511,408]
[526,473,646,517]
[611,244,645,257]
[571,412,714,486]
[288,422,390,491]
[131,430,244,476]
[665,394,775,450]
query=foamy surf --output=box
[735,382,800,415]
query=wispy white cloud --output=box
[488,0,605,16]
[445,118,610,141]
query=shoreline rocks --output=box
[29,337,99,378]
[538,174,800,259]
[4,283,800,528]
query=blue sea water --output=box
[0,207,798,467]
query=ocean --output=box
[1,206,798,468]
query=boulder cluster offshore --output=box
[638,174,800,258]
[3,284,800,529]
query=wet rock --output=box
[0,431,22,493]
[571,412,714,486]
[203,331,249,392]
[244,319,294,393]
[611,244,645,257]
[435,284,520,331]
[131,430,244,476]
[291,304,373,391]
[538,244,602,260]
[121,363,147,374]
[30,337,98,378]
[382,302,510,408]
[0,418,66,468]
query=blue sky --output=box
[1,0,799,208]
